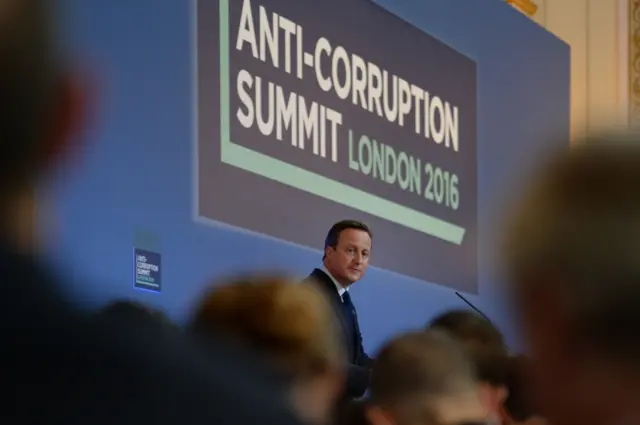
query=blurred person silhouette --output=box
[503,136,640,425]
[303,220,374,399]
[345,330,486,425]
[1,1,302,424]
[427,310,508,425]
[95,299,178,333]
[502,356,547,425]
[190,275,346,425]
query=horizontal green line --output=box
[221,142,465,244]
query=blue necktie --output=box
[342,291,353,308]
[341,290,357,359]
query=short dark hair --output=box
[0,0,61,196]
[323,220,372,259]
[371,330,476,407]
[97,300,175,329]
[428,310,508,386]
[428,310,505,348]
[504,356,538,422]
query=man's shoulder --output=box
[303,269,344,307]
[302,268,330,285]
[337,399,370,425]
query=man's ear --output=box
[366,405,396,425]
[477,383,493,415]
[40,69,96,170]
[497,385,508,406]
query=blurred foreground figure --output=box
[190,276,345,425]
[96,299,176,330]
[1,2,301,424]
[503,136,640,425]
[503,356,547,425]
[428,310,508,424]
[347,330,486,425]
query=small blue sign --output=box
[133,248,161,293]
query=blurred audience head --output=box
[366,330,485,425]
[96,299,175,330]
[503,356,546,425]
[428,310,505,348]
[427,310,508,420]
[0,0,88,251]
[503,135,640,425]
[190,274,345,425]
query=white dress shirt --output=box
[321,266,348,302]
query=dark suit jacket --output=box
[1,243,302,425]
[303,268,373,398]
[336,399,370,425]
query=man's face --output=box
[325,228,371,286]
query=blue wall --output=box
[42,0,569,351]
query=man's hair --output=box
[428,310,508,386]
[0,0,61,196]
[323,220,372,259]
[504,356,538,422]
[370,330,476,407]
[190,274,345,380]
[428,310,505,348]
[97,300,175,329]
[503,135,640,366]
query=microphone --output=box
[454,292,493,324]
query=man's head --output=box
[97,300,175,330]
[367,330,485,425]
[0,0,87,248]
[190,275,345,425]
[503,136,640,425]
[428,310,508,419]
[323,220,372,287]
[428,310,505,349]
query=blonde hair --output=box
[191,275,344,379]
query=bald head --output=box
[504,135,640,366]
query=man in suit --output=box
[1,2,301,424]
[304,220,374,398]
